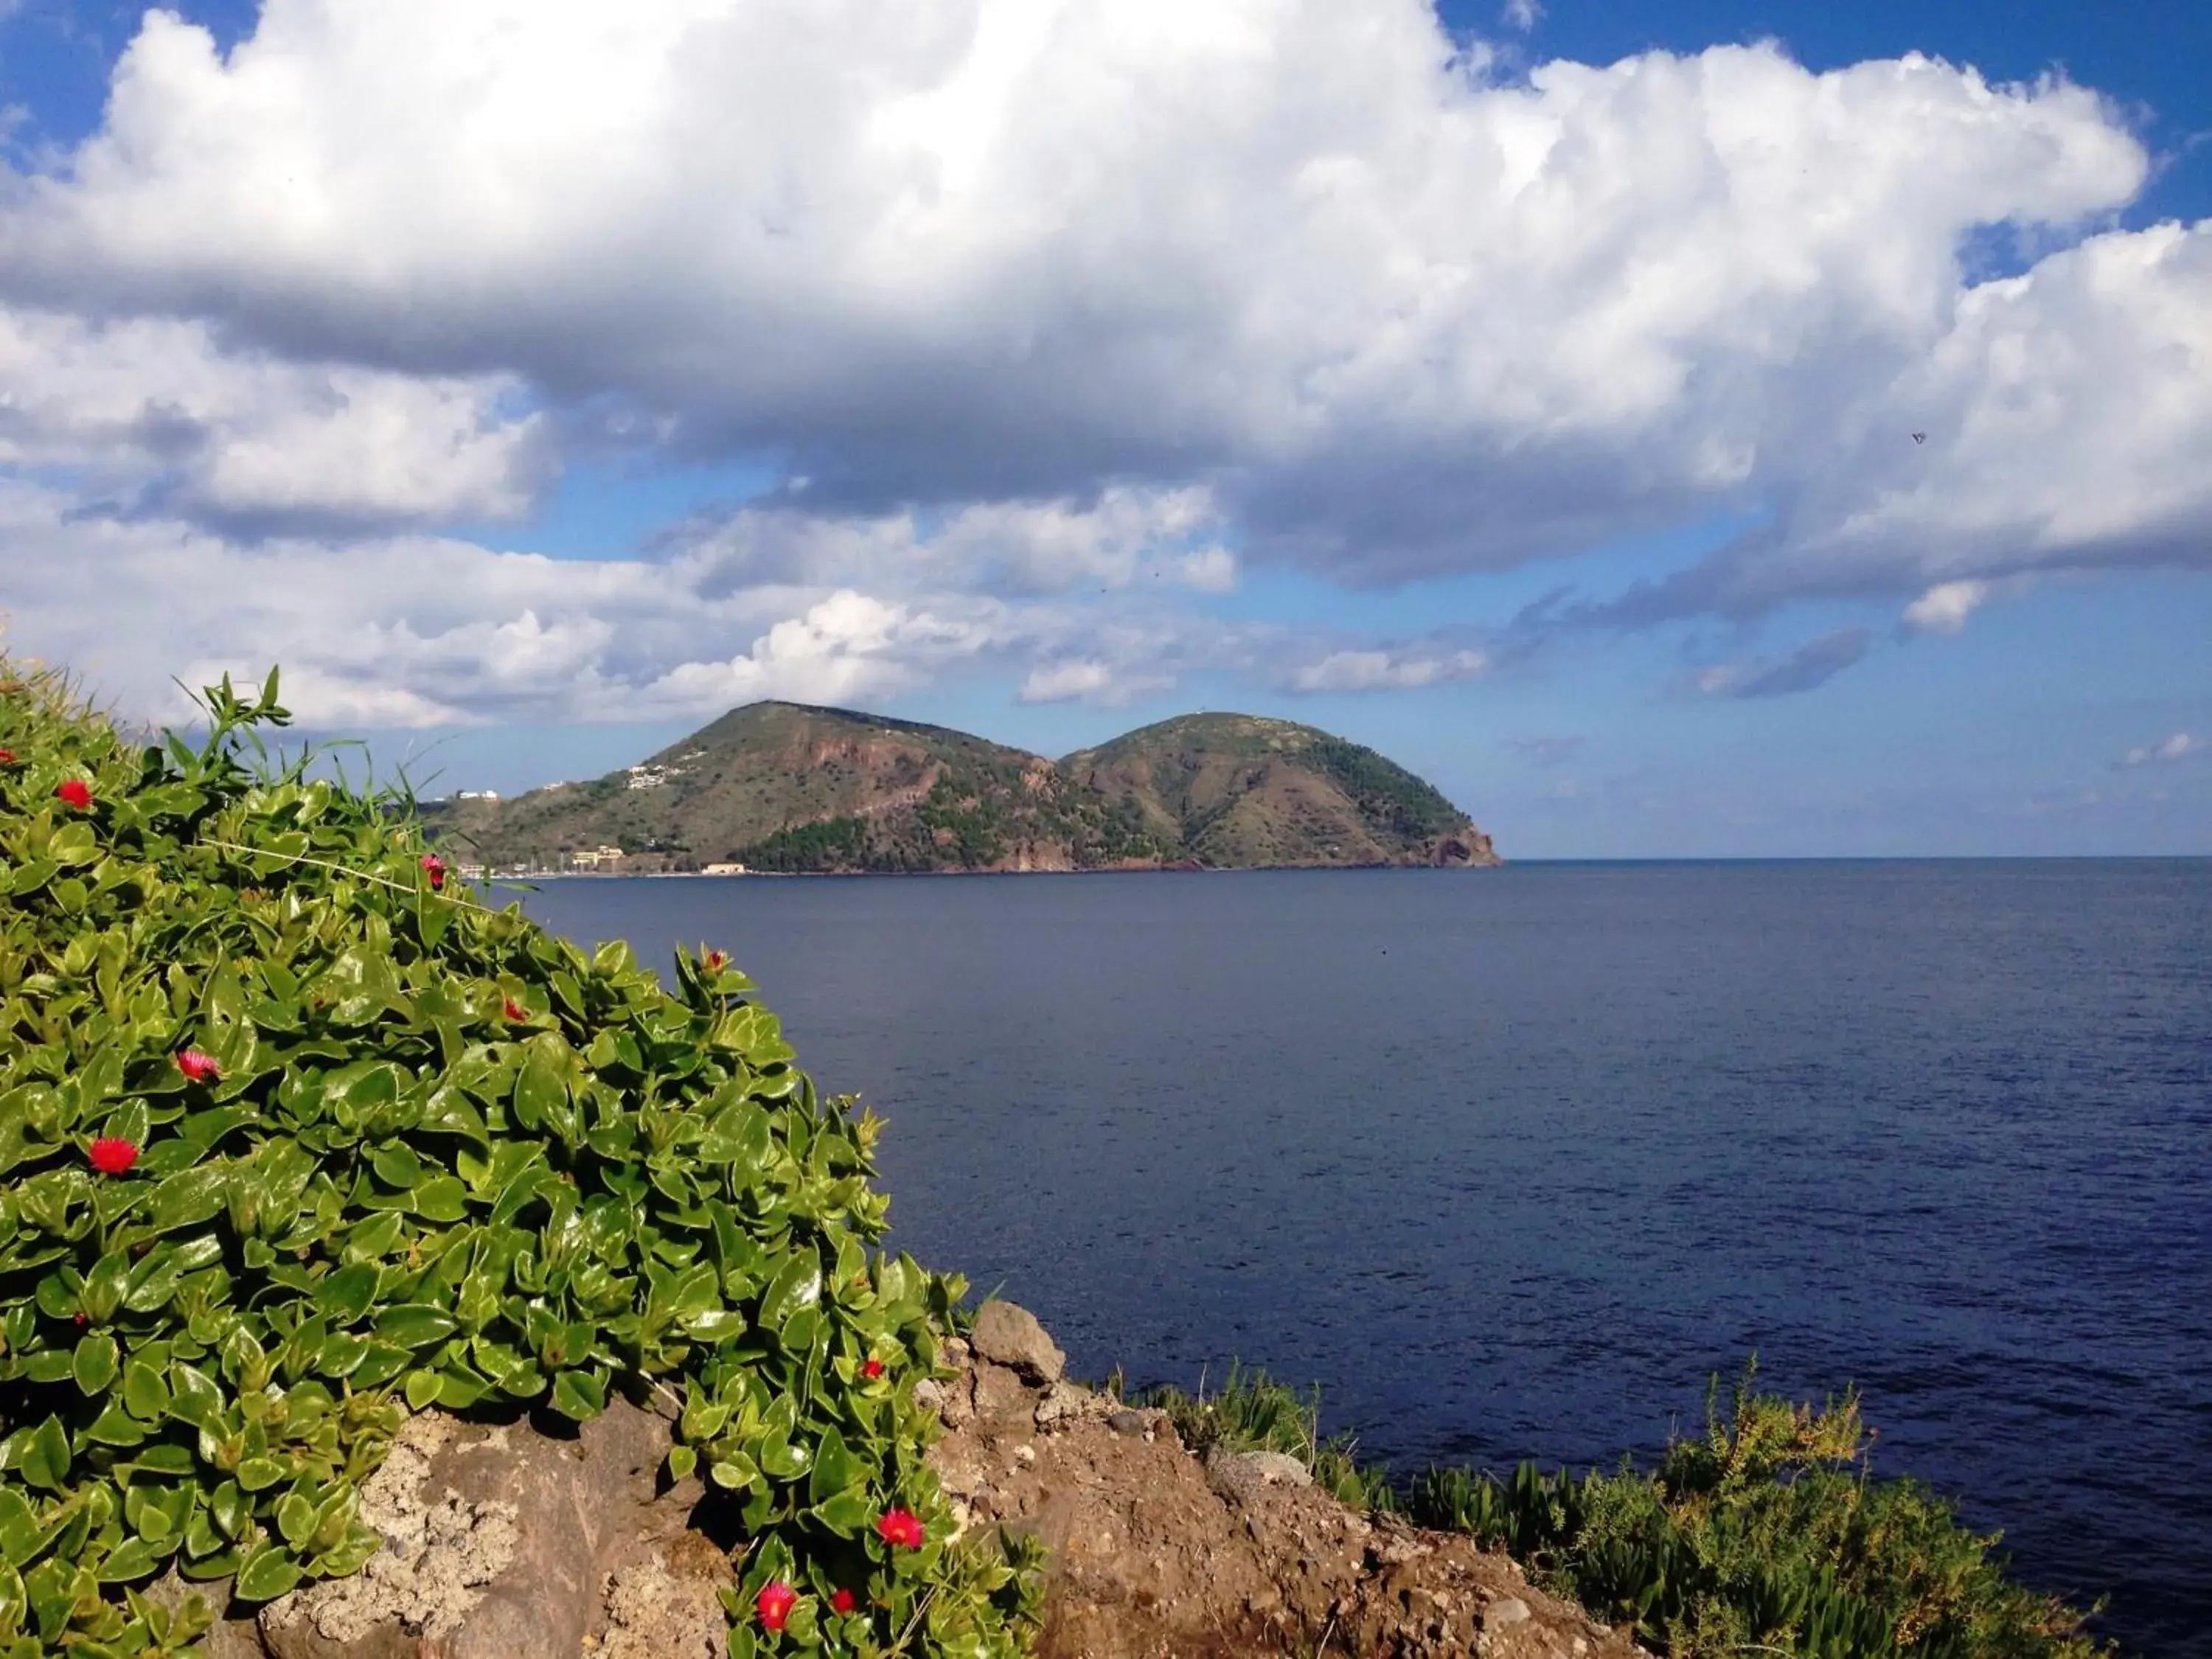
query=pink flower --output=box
[875,1507,925,1549]
[88,1138,139,1175]
[420,853,446,890]
[175,1048,220,1085]
[754,1581,797,1632]
[860,1357,885,1380]
[830,1588,858,1616]
[55,778,91,811]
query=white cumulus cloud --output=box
[0,305,545,527]
[2119,732,2197,767]
[0,1,2204,724]
[1901,580,1992,635]
[1290,646,1488,692]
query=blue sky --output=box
[0,0,2206,855]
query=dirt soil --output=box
[925,1318,1641,1659]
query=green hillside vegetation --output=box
[0,661,1038,1656]
[1061,713,1486,869]
[428,703,1495,875]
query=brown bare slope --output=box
[1060,712,1498,869]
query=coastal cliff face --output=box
[202,1304,1627,1659]
[426,703,1500,874]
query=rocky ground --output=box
[171,1303,1634,1659]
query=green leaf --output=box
[235,1458,287,1493]
[148,1166,228,1232]
[121,1360,170,1421]
[807,1426,865,1506]
[93,1537,159,1585]
[125,1444,195,1477]
[18,1419,69,1492]
[232,1547,304,1603]
[549,1369,608,1422]
[409,1176,468,1223]
[810,1486,876,1538]
[81,1402,148,1447]
[166,1363,223,1429]
[757,1251,823,1333]
[71,1332,120,1396]
[275,1493,316,1550]
[313,1263,380,1323]
[374,1304,459,1349]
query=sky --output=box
[0,1,2206,858]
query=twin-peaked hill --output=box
[423,703,1500,874]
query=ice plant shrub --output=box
[0,660,1041,1658]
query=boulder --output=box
[969,1301,1066,1383]
[260,1399,706,1659]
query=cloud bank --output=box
[0,0,2203,724]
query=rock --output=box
[1034,1381,1110,1433]
[262,1399,697,1659]
[595,1542,729,1659]
[970,1359,1032,1422]
[969,1301,1065,1383]
[1486,1596,1532,1627]
[1106,1409,1150,1437]
[1205,1448,1314,1509]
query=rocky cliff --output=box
[180,1303,1625,1659]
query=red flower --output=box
[175,1048,220,1085]
[72,1312,88,1329]
[830,1588,858,1616]
[55,778,91,810]
[502,997,527,1023]
[875,1507,925,1549]
[703,948,728,973]
[754,1581,797,1632]
[88,1137,139,1175]
[0,748,16,765]
[420,853,446,890]
[860,1357,885,1380]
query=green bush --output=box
[0,662,1040,1658]
[1405,1366,2110,1659]
[1133,1362,1394,1512]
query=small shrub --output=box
[1403,1365,2111,1659]
[1134,1362,1394,1512]
[0,663,1039,1657]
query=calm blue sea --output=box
[507,861,2212,1657]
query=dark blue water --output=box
[509,862,2212,1656]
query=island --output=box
[421,703,1501,876]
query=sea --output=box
[503,860,2212,1657]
